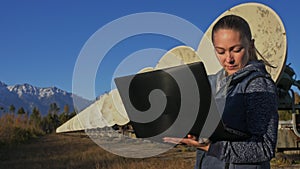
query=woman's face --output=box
[213,29,249,75]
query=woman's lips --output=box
[226,65,236,70]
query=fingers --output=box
[163,137,182,144]
[163,136,210,152]
[163,137,198,147]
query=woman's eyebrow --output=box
[214,44,243,50]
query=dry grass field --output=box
[0,133,196,169]
[0,133,299,169]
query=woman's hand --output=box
[163,134,210,151]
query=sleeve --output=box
[207,77,279,163]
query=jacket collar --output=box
[227,60,267,85]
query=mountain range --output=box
[0,81,91,116]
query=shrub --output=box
[0,113,44,145]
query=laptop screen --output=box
[114,61,211,140]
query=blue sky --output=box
[1,0,299,99]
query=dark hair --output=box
[212,15,252,44]
[212,15,274,67]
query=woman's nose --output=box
[225,52,234,64]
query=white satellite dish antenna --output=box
[198,2,287,82]
[156,45,201,69]
[56,89,130,133]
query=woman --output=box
[164,15,278,169]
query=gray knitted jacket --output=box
[207,60,279,164]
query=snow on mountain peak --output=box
[0,81,91,115]
[5,83,70,98]
[39,86,68,98]
[7,83,39,97]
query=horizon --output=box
[1,0,300,99]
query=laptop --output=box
[114,61,250,142]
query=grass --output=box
[0,133,196,169]
[1,133,300,169]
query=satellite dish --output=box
[56,89,130,133]
[156,45,201,69]
[109,89,130,125]
[138,67,155,73]
[56,94,108,133]
[198,2,287,82]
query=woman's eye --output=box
[216,50,225,54]
[232,47,243,53]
